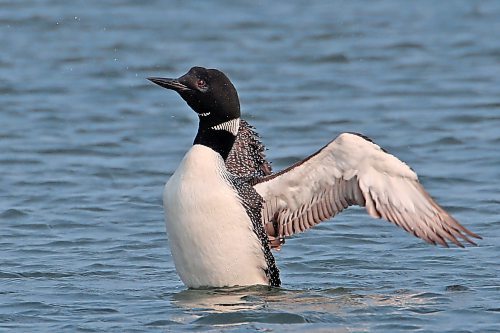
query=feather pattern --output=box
[226,119,273,177]
[253,133,481,248]
[211,118,240,136]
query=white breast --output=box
[163,144,268,288]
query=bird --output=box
[148,66,481,289]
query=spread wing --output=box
[226,119,272,177]
[253,133,481,249]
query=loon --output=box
[148,66,481,289]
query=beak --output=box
[147,77,191,92]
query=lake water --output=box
[1,1,499,332]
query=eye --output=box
[197,79,206,88]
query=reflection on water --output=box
[170,285,447,329]
[173,286,270,313]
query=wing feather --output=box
[253,133,481,248]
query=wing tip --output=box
[428,232,479,248]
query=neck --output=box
[193,118,240,160]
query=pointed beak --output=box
[147,77,191,92]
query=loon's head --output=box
[148,66,240,127]
[148,67,241,159]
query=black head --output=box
[148,67,241,160]
[148,67,240,127]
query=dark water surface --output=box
[1,1,499,332]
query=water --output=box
[1,0,499,331]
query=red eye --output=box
[197,79,206,87]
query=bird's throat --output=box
[193,126,237,160]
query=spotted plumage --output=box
[226,119,273,178]
[229,175,281,286]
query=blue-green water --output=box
[1,1,499,332]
